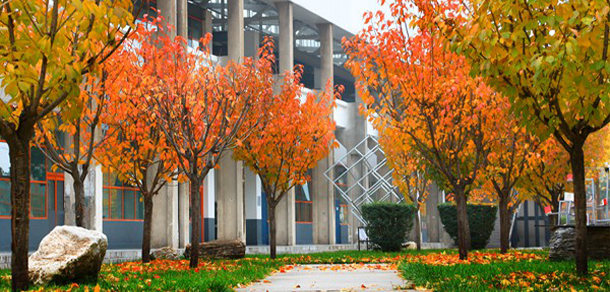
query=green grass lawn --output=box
[0,249,608,291]
[1,250,410,292]
[401,254,610,291]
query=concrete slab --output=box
[236,264,412,292]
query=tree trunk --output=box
[73,177,86,228]
[547,187,562,229]
[9,137,32,292]
[499,191,511,253]
[185,239,245,259]
[570,144,588,275]
[189,178,201,268]
[142,194,154,263]
[415,207,422,250]
[454,187,471,260]
[268,201,277,259]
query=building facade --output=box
[0,0,379,252]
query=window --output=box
[103,172,143,220]
[0,143,48,218]
[188,16,203,49]
[0,180,9,216]
[295,181,313,223]
[134,0,157,21]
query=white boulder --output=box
[404,241,417,250]
[29,226,108,285]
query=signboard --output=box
[544,206,552,214]
[564,192,574,201]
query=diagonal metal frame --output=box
[325,135,403,224]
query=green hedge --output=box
[437,203,497,250]
[361,202,416,252]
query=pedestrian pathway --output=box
[236,263,414,291]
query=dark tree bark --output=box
[73,177,86,228]
[189,178,201,268]
[570,144,588,275]
[142,194,154,263]
[498,191,511,253]
[454,187,471,260]
[9,136,32,292]
[268,200,277,259]
[185,239,245,259]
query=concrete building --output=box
[1,0,533,258]
[0,0,389,253]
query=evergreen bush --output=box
[361,202,416,251]
[437,203,497,249]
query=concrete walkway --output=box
[236,264,413,292]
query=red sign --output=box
[602,198,608,206]
[544,206,552,214]
[566,173,573,182]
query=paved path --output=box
[236,264,413,292]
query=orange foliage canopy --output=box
[343,0,503,259]
[233,49,337,206]
[98,20,180,197]
[344,0,501,200]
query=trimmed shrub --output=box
[361,202,416,251]
[437,203,497,250]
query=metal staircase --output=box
[325,135,403,224]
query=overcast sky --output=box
[289,0,389,35]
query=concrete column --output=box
[178,182,190,247]
[204,170,216,241]
[66,164,103,231]
[63,173,75,226]
[275,1,293,72]
[270,0,296,247]
[426,183,441,242]
[244,30,260,59]
[216,0,246,243]
[165,181,179,248]
[276,190,296,245]
[158,0,177,38]
[88,165,103,231]
[245,169,263,245]
[317,23,334,90]
[216,157,245,241]
[227,0,244,60]
[152,187,167,247]
[312,22,336,245]
[176,0,187,38]
[202,9,213,52]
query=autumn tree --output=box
[438,0,610,274]
[35,60,122,228]
[522,129,607,226]
[0,1,135,290]
[344,1,498,260]
[234,59,336,259]
[148,24,268,268]
[521,138,569,226]
[482,100,535,253]
[379,126,429,250]
[98,23,180,263]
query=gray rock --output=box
[151,247,180,261]
[29,226,107,285]
[549,227,575,261]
